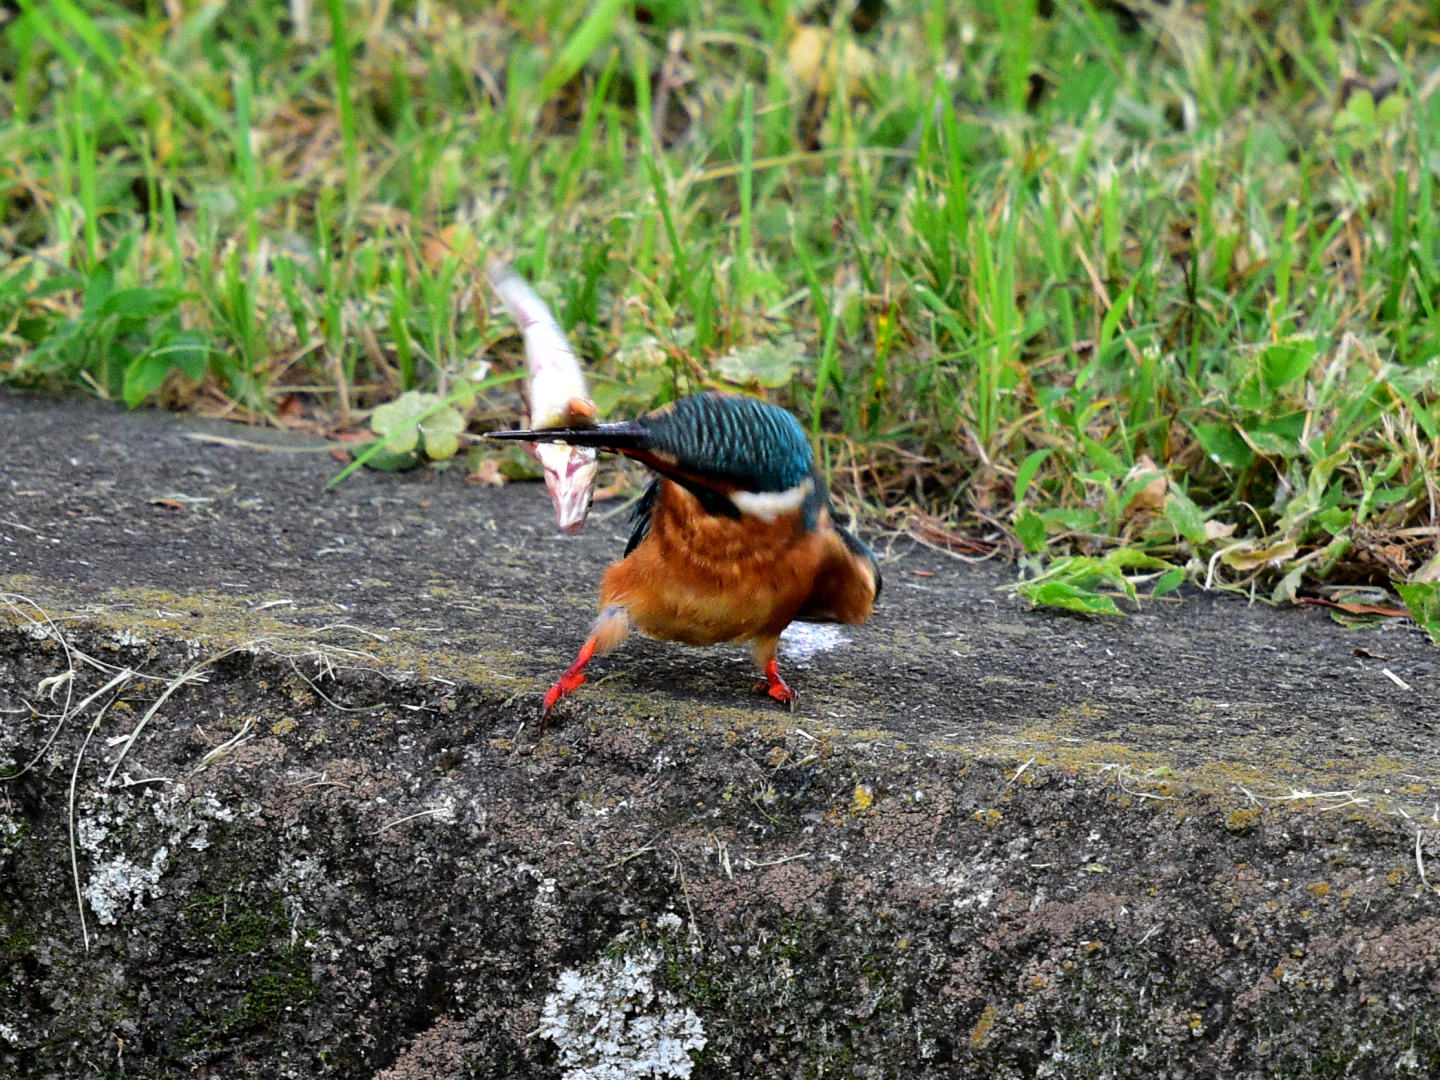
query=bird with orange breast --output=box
[487,392,881,723]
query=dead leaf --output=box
[909,514,1002,556]
[787,23,876,96]
[1413,554,1440,584]
[1204,520,1237,541]
[466,458,506,487]
[1123,455,1166,516]
[1222,539,1297,570]
[1294,597,1410,618]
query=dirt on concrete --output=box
[1,389,1438,1079]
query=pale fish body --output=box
[488,260,599,534]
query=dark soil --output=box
[2,389,1439,1079]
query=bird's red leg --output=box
[763,657,797,711]
[541,637,596,727]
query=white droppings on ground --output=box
[778,623,849,665]
[540,948,706,1080]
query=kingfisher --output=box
[487,392,881,722]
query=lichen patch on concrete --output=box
[541,948,707,1080]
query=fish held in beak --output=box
[532,441,599,534]
[489,258,601,534]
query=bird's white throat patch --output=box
[729,477,813,521]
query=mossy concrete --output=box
[2,390,1439,1078]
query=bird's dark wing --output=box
[838,525,882,601]
[625,477,661,557]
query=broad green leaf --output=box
[1396,582,1440,646]
[1014,509,1046,554]
[1271,564,1305,605]
[370,390,433,454]
[1013,448,1052,504]
[1020,581,1123,616]
[1260,339,1316,389]
[1316,507,1353,536]
[1164,489,1207,545]
[99,287,179,320]
[419,405,466,460]
[1335,89,1376,131]
[1377,93,1406,128]
[31,273,84,299]
[590,367,669,416]
[714,340,801,388]
[1192,423,1255,470]
[354,440,422,472]
[1244,428,1300,459]
[1100,549,1174,572]
[1153,568,1186,596]
[1369,487,1412,506]
[331,373,523,488]
[156,334,210,381]
[1253,411,1306,440]
[122,353,173,408]
[1080,435,1126,480]
[1040,507,1102,533]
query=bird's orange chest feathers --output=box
[600,479,832,646]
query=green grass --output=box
[1,0,1438,604]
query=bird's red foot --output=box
[541,638,596,728]
[763,658,797,712]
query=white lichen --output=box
[540,949,706,1080]
[153,785,235,851]
[75,784,237,927]
[84,848,169,925]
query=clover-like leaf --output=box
[371,390,438,454]
[714,339,802,389]
[419,404,466,461]
[1396,582,1440,646]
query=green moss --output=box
[172,885,317,1054]
[242,966,317,1024]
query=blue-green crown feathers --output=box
[644,393,813,493]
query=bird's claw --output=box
[762,659,797,712]
[540,671,586,729]
[538,637,598,732]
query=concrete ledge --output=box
[2,391,1439,1077]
